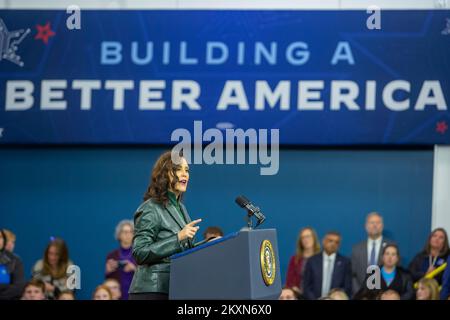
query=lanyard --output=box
[429,254,438,268]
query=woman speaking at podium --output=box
[128,151,202,300]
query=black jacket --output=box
[355,266,414,300]
[0,250,26,300]
[408,251,449,284]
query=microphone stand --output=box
[246,210,253,230]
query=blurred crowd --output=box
[1,212,449,300]
[280,212,450,300]
[0,222,223,300]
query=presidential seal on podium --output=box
[260,239,276,286]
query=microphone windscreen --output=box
[235,195,249,208]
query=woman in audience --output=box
[93,285,113,300]
[285,227,320,297]
[32,238,74,300]
[416,278,440,300]
[105,220,136,300]
[356,244,414,300]
[21,279,46,300]
[409,228,449,285]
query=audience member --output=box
[285,227,321,297]
[351,212,393,294]
[104,278,121,300]
[328,288,349,300]
[32,238,74,300]
[279,287,298,300]
[409,228,449,285]
[356,244,413,300]
[416,278,439,300]
[57,290,76,300]
[303,231,352,299]
[378,289,400,300]
[105,220,136,300]
[0,229,26,300]
[93,285,113,300]
[3,229,16,253]
[203,226,224,241]
[440,255,450,300]
[21,279,46,300]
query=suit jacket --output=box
[129,198,193,294]
[351,237,393,294]
[303,252,352,300]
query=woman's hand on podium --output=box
[178,219,202,241]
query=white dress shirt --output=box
[321,252,336,297]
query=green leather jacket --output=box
[128,198,193,294]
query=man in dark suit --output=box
[303,231,352,300]
[351,212,393,294]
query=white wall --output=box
[432,146,450,233]
[1,0,449,9]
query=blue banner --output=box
[0,10,449,145]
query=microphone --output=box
[235,195,266,228]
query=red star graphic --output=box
[436,121,448,134]
[35,22,55,44]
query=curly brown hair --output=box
[143,150,185,205]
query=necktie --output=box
[369,241,377,266]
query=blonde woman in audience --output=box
[416,278,440,300]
